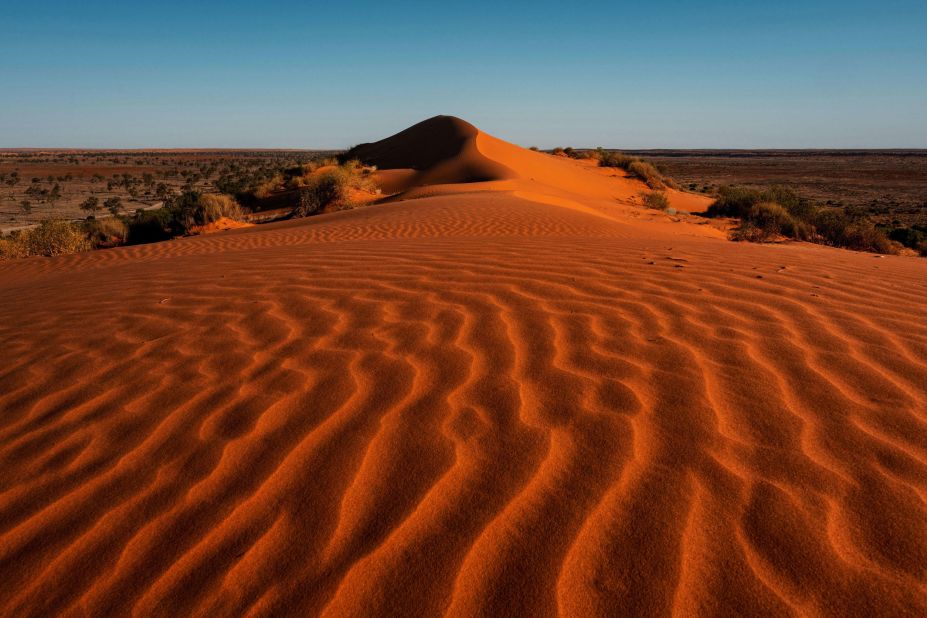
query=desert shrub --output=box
[851,225,895,253]
[733,202,810,242]
[628,160,665,190]
[295,169,349,216]
[292,160,378,217]
[707,186,761,218]
[529,146,539,151]
[80,196,100,214]
[0,235,27,259]
[104,196,123,215]
[641,191,670,210]
[0,220,90,259]
[253,175,283,199]
[126,209,173,245]
[708,185,892,253]
[596,149,669,189]
[888,226,927,250]
[83,217,128,248]
[596,148,637,170]
[165,191,202,233]
[817,215,894,253]
[708,185,811,219]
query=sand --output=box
[1,116,926,617]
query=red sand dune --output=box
[1,116,927,617]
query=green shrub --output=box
[888,226,927,250]
[0,220,90,259]
[641,191,670,210]
[126,208,174,245]
[812,209,892,252]
[708,184,893,253]
[733,202,812,242]
[707,185,810,219]
[823,220,895,253]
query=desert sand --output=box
[1,116,926,616]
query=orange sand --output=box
[1,116,926,616]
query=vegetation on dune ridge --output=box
[707,185,897,253]
[594,148,676,190]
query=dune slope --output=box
[1,118,927,617]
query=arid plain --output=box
[1,117,926,616]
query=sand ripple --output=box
[2,120,927,615]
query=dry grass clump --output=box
[0,220,91,259]
[168,192,244,233]
[84,217,129,248]
[197,193,242,223]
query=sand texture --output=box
[1,117,926,617]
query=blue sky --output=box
[2,1,925,148]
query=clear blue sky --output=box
[2,1,925,148]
